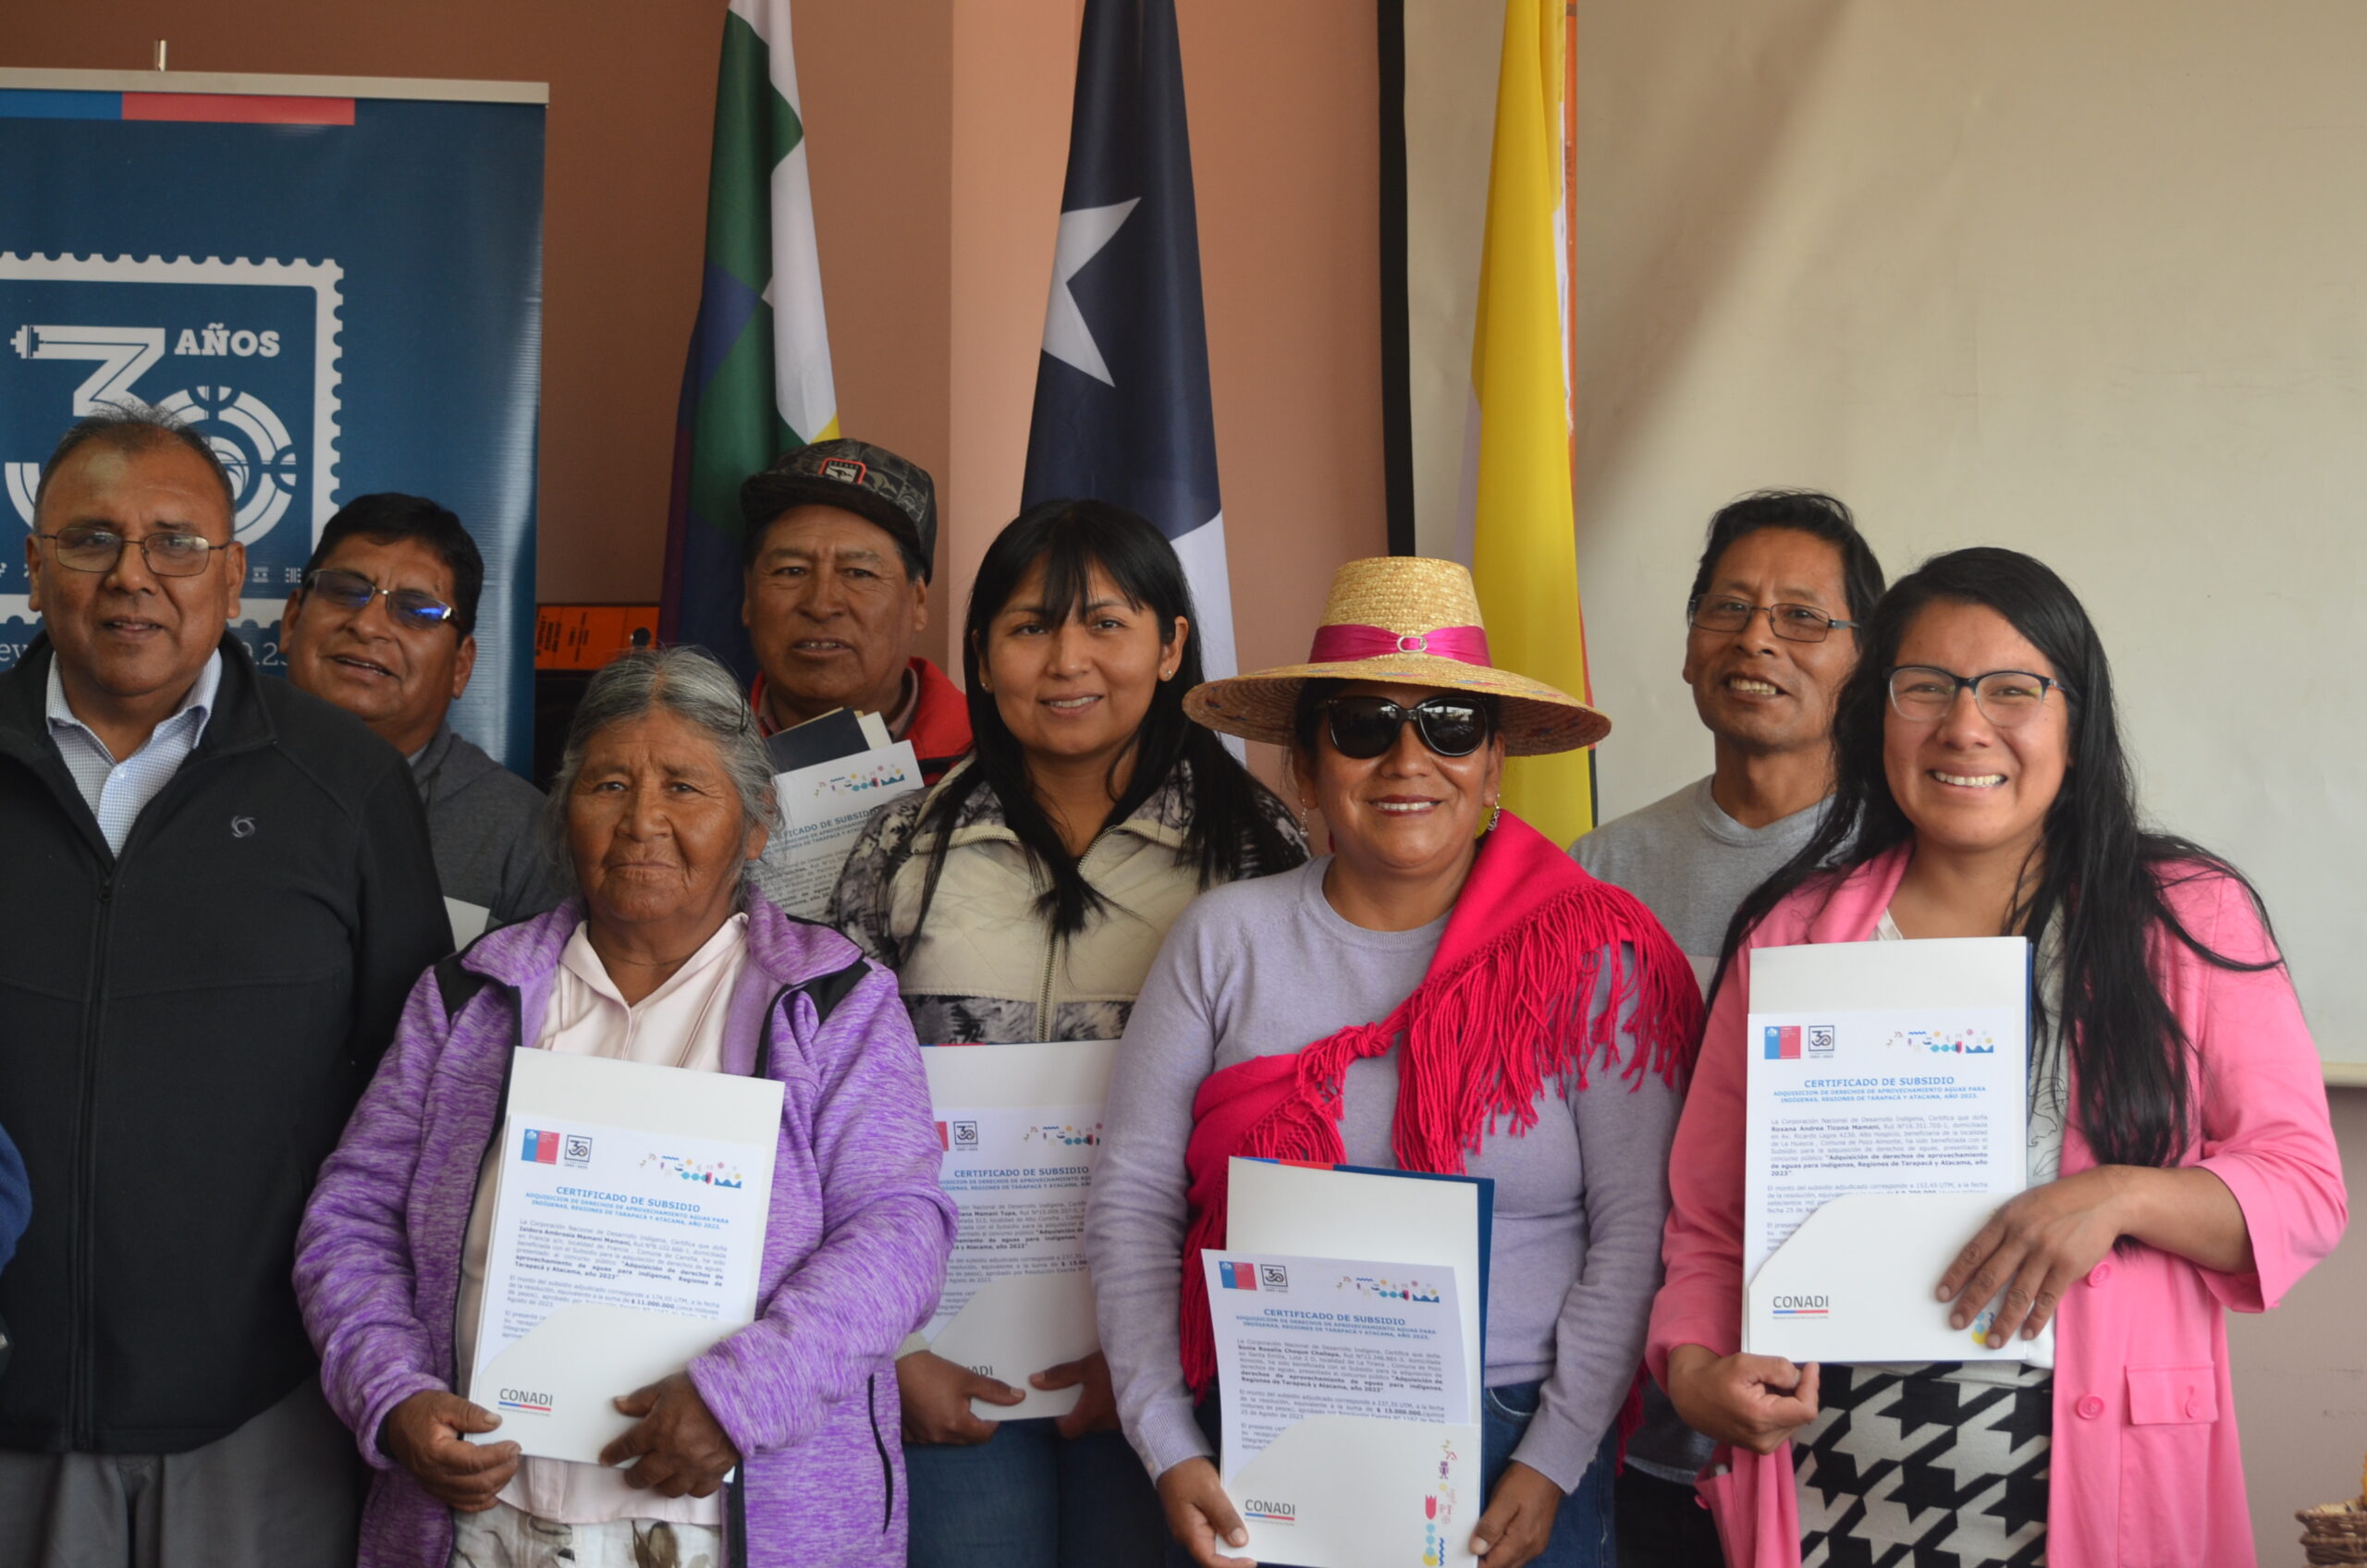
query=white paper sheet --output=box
[1217,1158,1488,1568]
[446,897,491,948]
[1745,937,2042,1363]
[467,1049,783,1463]
[766,740,923,918]
[1202,1249,1468,1467]
[1747,1191,2049,1364]
[920,1040,1117,1420]
[1226,1159,1487,1410]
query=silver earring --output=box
[1296,799,1314,835]
[1487,802,1502,834]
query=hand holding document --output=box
[920,1040,1117,1421]
[1210,1158,1492,1568]
[1745,937,2040,1363]
[467,1049,782,1464]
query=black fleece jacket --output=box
[0,634,448,1453]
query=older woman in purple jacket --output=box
[295,647,957,1568]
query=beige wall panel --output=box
[1414,0,2367,1069]
[1408,3,2367,1550]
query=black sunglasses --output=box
[302,567,458,630]
[1321,694,1489,760]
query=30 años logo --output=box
[0,253,342,668]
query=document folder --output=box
[1216,1158,1494,1568]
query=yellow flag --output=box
[1467,0,1593,846]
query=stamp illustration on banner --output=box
[0,253,343,672]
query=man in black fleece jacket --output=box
[0,409,448,1564]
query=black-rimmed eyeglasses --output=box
[1688,597,1858,643]
[34,526,224,577]
[1886,666,2068,729]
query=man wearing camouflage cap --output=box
[739,437,972,782]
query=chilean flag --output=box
[1022,0,1235,682]
[1763,1025,1802,1061]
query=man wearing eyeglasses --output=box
[282,493,570,938]
[1570,489,1886,1568]
[0,407,448,1564]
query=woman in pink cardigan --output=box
[1649,547,2346,1568]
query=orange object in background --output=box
[533,605,660,670]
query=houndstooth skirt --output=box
[1792,1361,2053,1568]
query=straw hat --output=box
[1184,557,1609,755]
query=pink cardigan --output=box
[1647,846,2347,1568]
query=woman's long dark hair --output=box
[903,499,1302,948]
[1717,546,2279,1170]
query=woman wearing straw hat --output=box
[1084,557,1703,1568]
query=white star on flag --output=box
[1040,198,1139,386]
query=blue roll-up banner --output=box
[0,71,546,771]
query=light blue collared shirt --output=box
[45,650,224,856]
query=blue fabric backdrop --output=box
[0,90,545,770]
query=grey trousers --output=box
[0,1379,362,1568]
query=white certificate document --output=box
[920,1040,1117,1421]
[767,740,923,919]
[467,1049,783,1463]
[1201,1248,1468,1465]
[1215,1158,1489,1568]
[1745,937,2042,1363]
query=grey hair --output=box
[544,647,778,883]
[37,402,238,523]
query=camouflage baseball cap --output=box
[739,437,938,581]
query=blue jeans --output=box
[1171,1381,1617,1568]
[1480,1380,1618,1568]
[906,1417,1168,1568]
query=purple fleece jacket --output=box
[293,897,958,1568]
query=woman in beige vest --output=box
[827,498,1305,1568]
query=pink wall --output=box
[6,0,723,606]
[938,0,1385,782]
[1185,0,1385,690]
[943,0,1079,664]
[5,1,1384,684]
[800,0,956,665]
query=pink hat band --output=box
[1305,621,1493,668]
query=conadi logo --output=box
[1242,1499,1296,1524]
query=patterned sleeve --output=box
[825,789,926,965]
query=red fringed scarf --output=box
[1175,811,1703,1439]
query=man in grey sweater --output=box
[1572,489,1884,1565]
[283,495,570,938]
